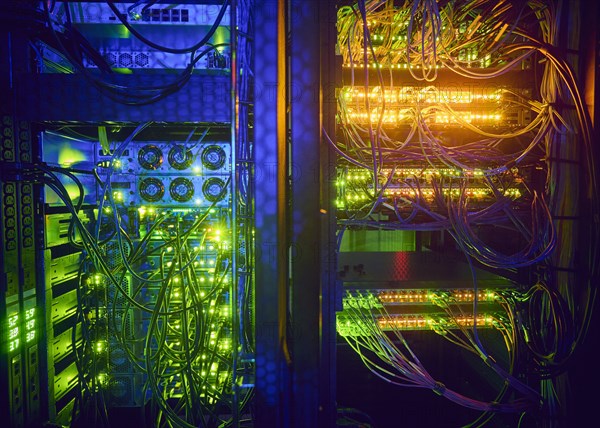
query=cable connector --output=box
[0,161,45,181]
[432,381,446,396]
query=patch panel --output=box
[337,313,500,336]
[342,103,532,127]
[62,3,230,26]
[338,5,531,70]
[377,288,498,304]
[336,166,527,214]
[378,313,499,330]
[345,289,500,306]
[341,86,506,105]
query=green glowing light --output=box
[8,314,18,328]
[96,373,108,386]
[9,339,20,352]
[9,326,19,340]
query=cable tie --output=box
[432,381,446,396]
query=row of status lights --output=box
[378,289,497,304]
[342,87,502,104]
[345,289,497,306]
[345,111,503,124]
[377,314,497,330]
[381,187,521,198]
[336,314,498,336]
[337,187,521,207]
[337,168,487,185]
[342,58,493,69]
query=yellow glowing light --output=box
[57,145,86,165]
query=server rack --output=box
[1,1,598,427]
